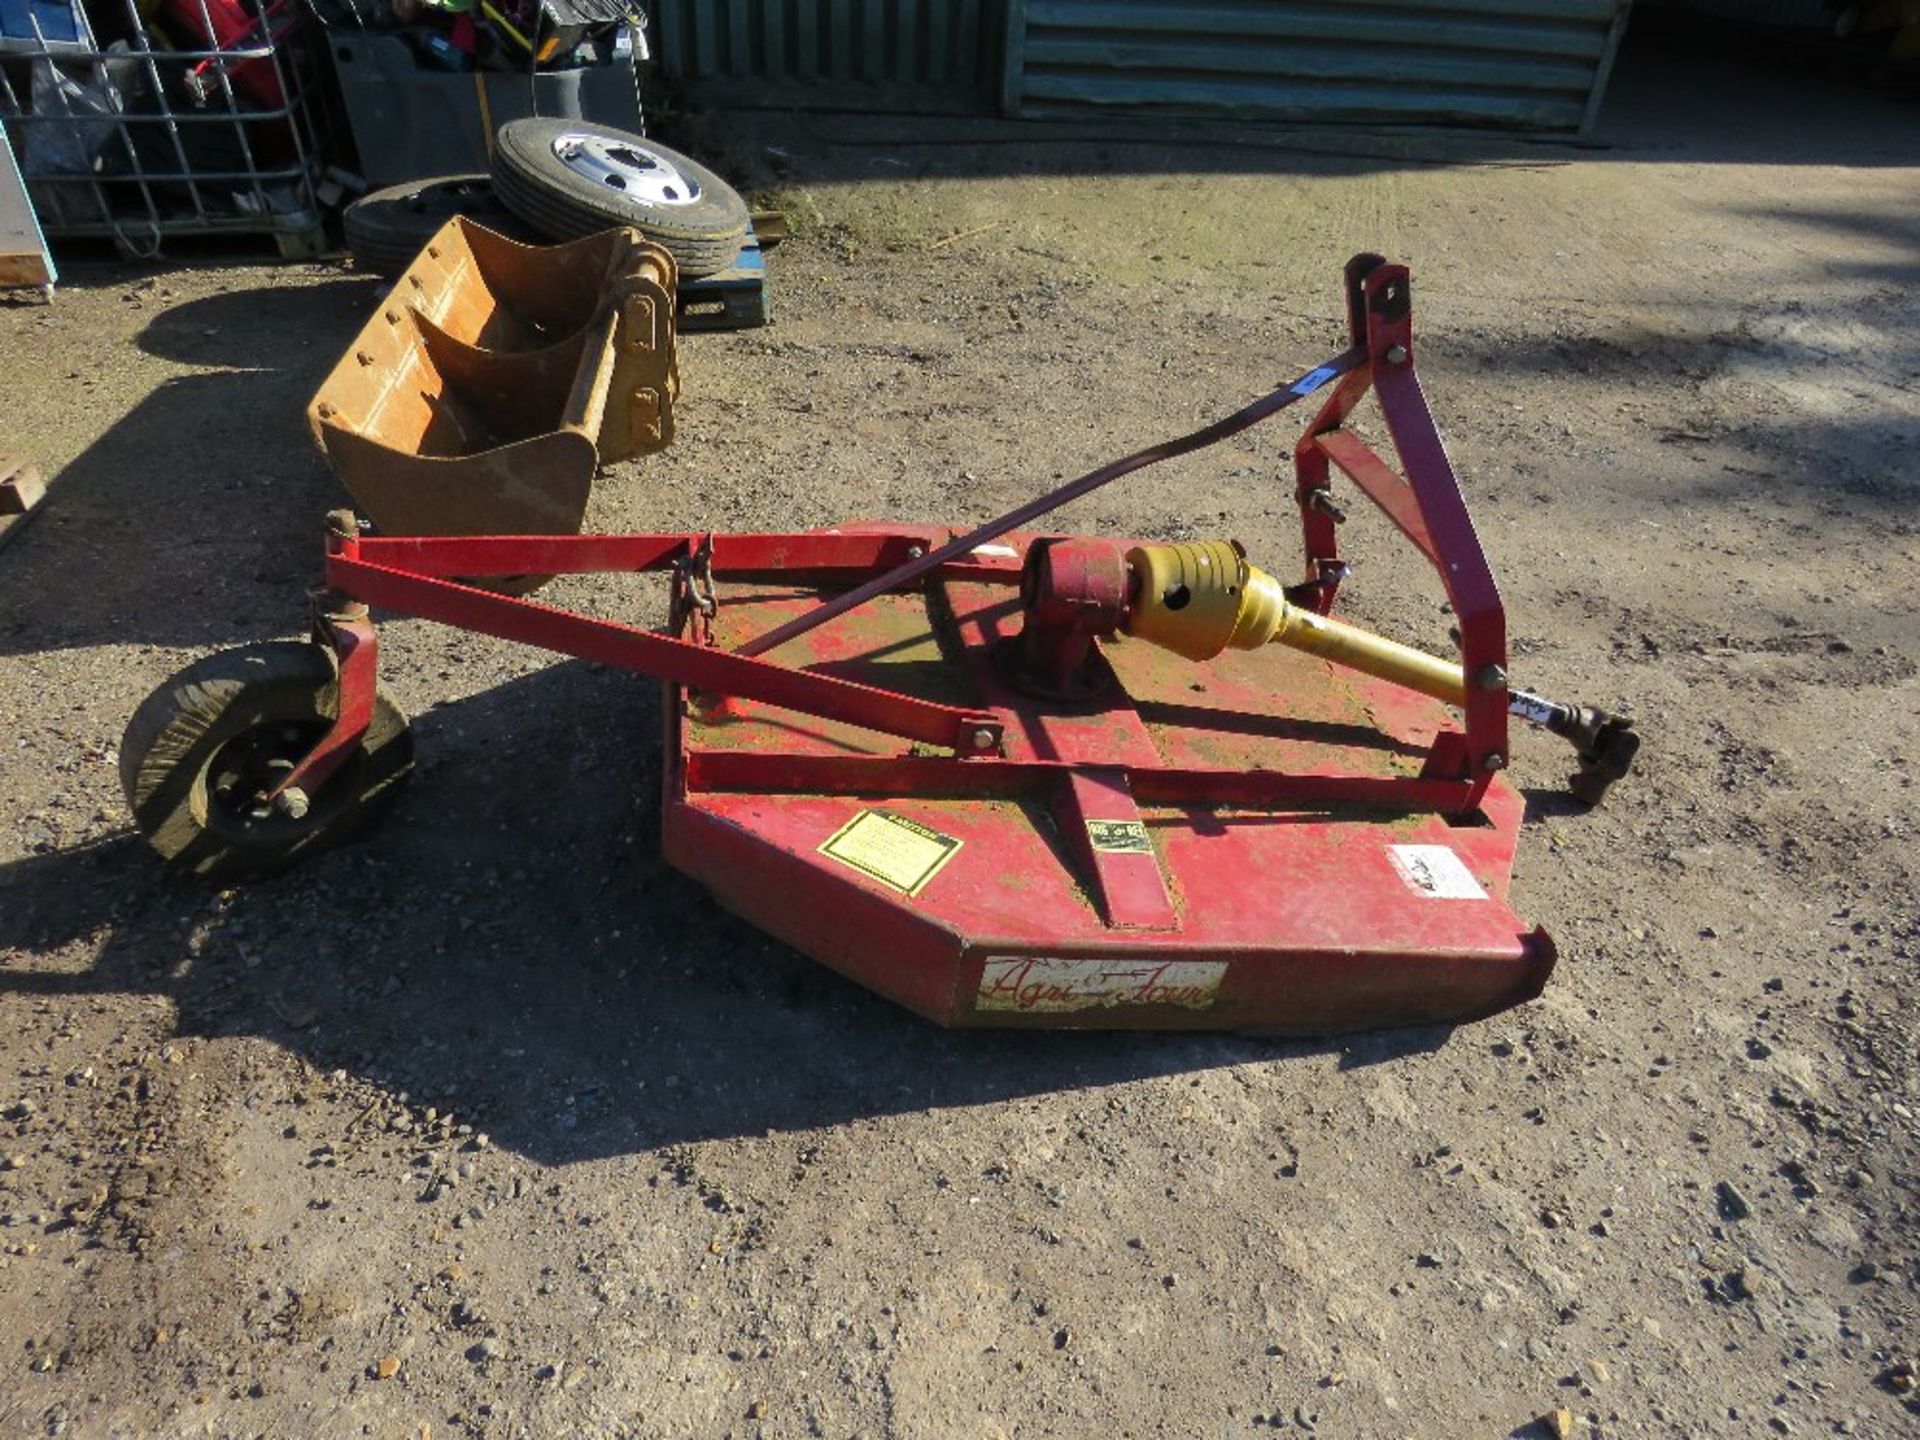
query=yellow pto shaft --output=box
[1123,540,1468,706]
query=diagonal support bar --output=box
[732,346,1366,659]
[326,552,1005,755]
[1310,432,1437,566]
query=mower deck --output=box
[129,254,1621,1036]
[665,526,1551,1033]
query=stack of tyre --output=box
[344,120,750,279]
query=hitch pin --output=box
[1305,487,1347,524]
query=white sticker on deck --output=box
[1388,844,1488,900]
[977,957,1227,1013]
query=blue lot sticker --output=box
[1289,364,1343,397]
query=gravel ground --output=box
[1,32,1915,1440]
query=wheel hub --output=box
[201,721,327,832]
[549,135,703,206]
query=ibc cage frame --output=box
[0,0,337,257]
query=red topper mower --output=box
[122,254,1637,1034]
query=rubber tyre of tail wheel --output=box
[343,174,539,278]
[121,643,414,885]
[490,119,749,277]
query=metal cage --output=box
[0,0,335,256]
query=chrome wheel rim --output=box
[549,134,703,207]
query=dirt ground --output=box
[2,29,1916,1440]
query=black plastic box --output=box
[329,33,642,185]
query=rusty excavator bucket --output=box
[307,218,678,539]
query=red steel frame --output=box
[270,253,1548,1031]
[1294,253,1509,783]
[297,254,1507,819]
[324,529,1010,754]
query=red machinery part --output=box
[254,254,1586,1032]
[1002,537,1132,700]
[660,528,1552,1032]
[165,0,298,110]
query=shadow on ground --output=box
[0,279,379,658]
[0,657,1449,1162]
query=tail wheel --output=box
[121,642,413,884]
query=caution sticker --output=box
[819,811,963,897]
[1388,844,1488,900]
[1086,819,1152,854]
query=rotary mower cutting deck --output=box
[122,255,1637,1034]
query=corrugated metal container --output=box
[1003,0,1634,133]
[1666,0,1830,27]
[652,0,1007,88]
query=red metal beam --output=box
[352,533,697,576]
[266,608,378,807]
[327,552,1006,755]
[1310,431,1438,566]
[1359,263,1508,781]
[349,531,1029,585]
[681,749,1484,814]
[1053,768,1179,930]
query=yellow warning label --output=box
[819,811,963,897]
[1086,819,1151,854]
